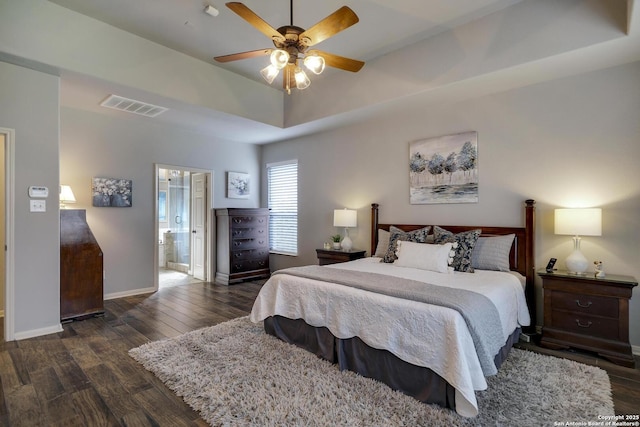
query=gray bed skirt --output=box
[264,315,520,411]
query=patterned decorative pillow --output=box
[381,225,431,263]
[433,226,482,272]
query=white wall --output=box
[0,61,61,337]
[60,108,262,295]
[263,61,640,347]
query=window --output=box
[267,160,298,255]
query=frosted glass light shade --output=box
[294,67,310,90]
[333,209,357,227]
[304,54,325,74]
[270,49,289,70]
[554,208,602,236]
[260,64,280,84]
[59,185,76,208]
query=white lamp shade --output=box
[333,209,357,228]
[554,208,602,236]
[59,185,76,204]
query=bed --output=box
[250,200,536,417]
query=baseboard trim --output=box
[104,286,156,300]
[14,323,63,341]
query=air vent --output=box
[100,95,168,118]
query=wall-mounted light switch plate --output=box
[30,199,46,212]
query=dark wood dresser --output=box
[215,208,270,285]
[539,269,637,368]
[60,209,104,322]
[316,249,366,265]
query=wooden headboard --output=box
[370,200,536,328]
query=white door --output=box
[191,173,207,280]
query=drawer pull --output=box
[575,300,592,308]
[575,319,592,328]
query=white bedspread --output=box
[250,257,531,417]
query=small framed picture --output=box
[92,177,132,207]
[227,172,250,199]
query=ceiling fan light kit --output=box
[215,1,364,94]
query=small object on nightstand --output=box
[323,242,331,250]
[316,248,366,266]
[594,260,605,278]
[545,257,557,272]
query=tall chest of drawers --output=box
[215,208,270,285]
[539,270,637,368]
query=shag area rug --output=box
[129,317,614,426]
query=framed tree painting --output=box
[409,131,478,204]
[227,171,250,199]
[92,177,133,207]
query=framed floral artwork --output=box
[409,131,478,204]
[227,171,250,199]
[92,177,133,207]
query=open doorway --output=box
[155,165,212,289]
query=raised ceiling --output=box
[2,1,637,144]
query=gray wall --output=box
[263,61,640,347]
[0,61,61,336]
[60,108,262,295]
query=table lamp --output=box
[333,208,357,251]
[554,208,602,274]
[59,185,77,209]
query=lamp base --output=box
[565,236,588,274]
[341,232,353,251]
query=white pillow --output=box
[394,240,454,273]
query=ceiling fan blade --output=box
[214,49,271,63]
[299,6,359,47]
[226,2,285,42]
[308,50,364,72]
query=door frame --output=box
[153,164,213,290]
[1,128,15,341]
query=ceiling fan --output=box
[214,1,365,94]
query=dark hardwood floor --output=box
[0,281,638,425]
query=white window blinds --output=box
[267,160,298,255]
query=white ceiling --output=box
[40,0,640,144]
[49,0,523,83]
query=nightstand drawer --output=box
[550,291,618,318]
[551,311,618,339]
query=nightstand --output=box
[316,249,366,265]
[538,269,637,368]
